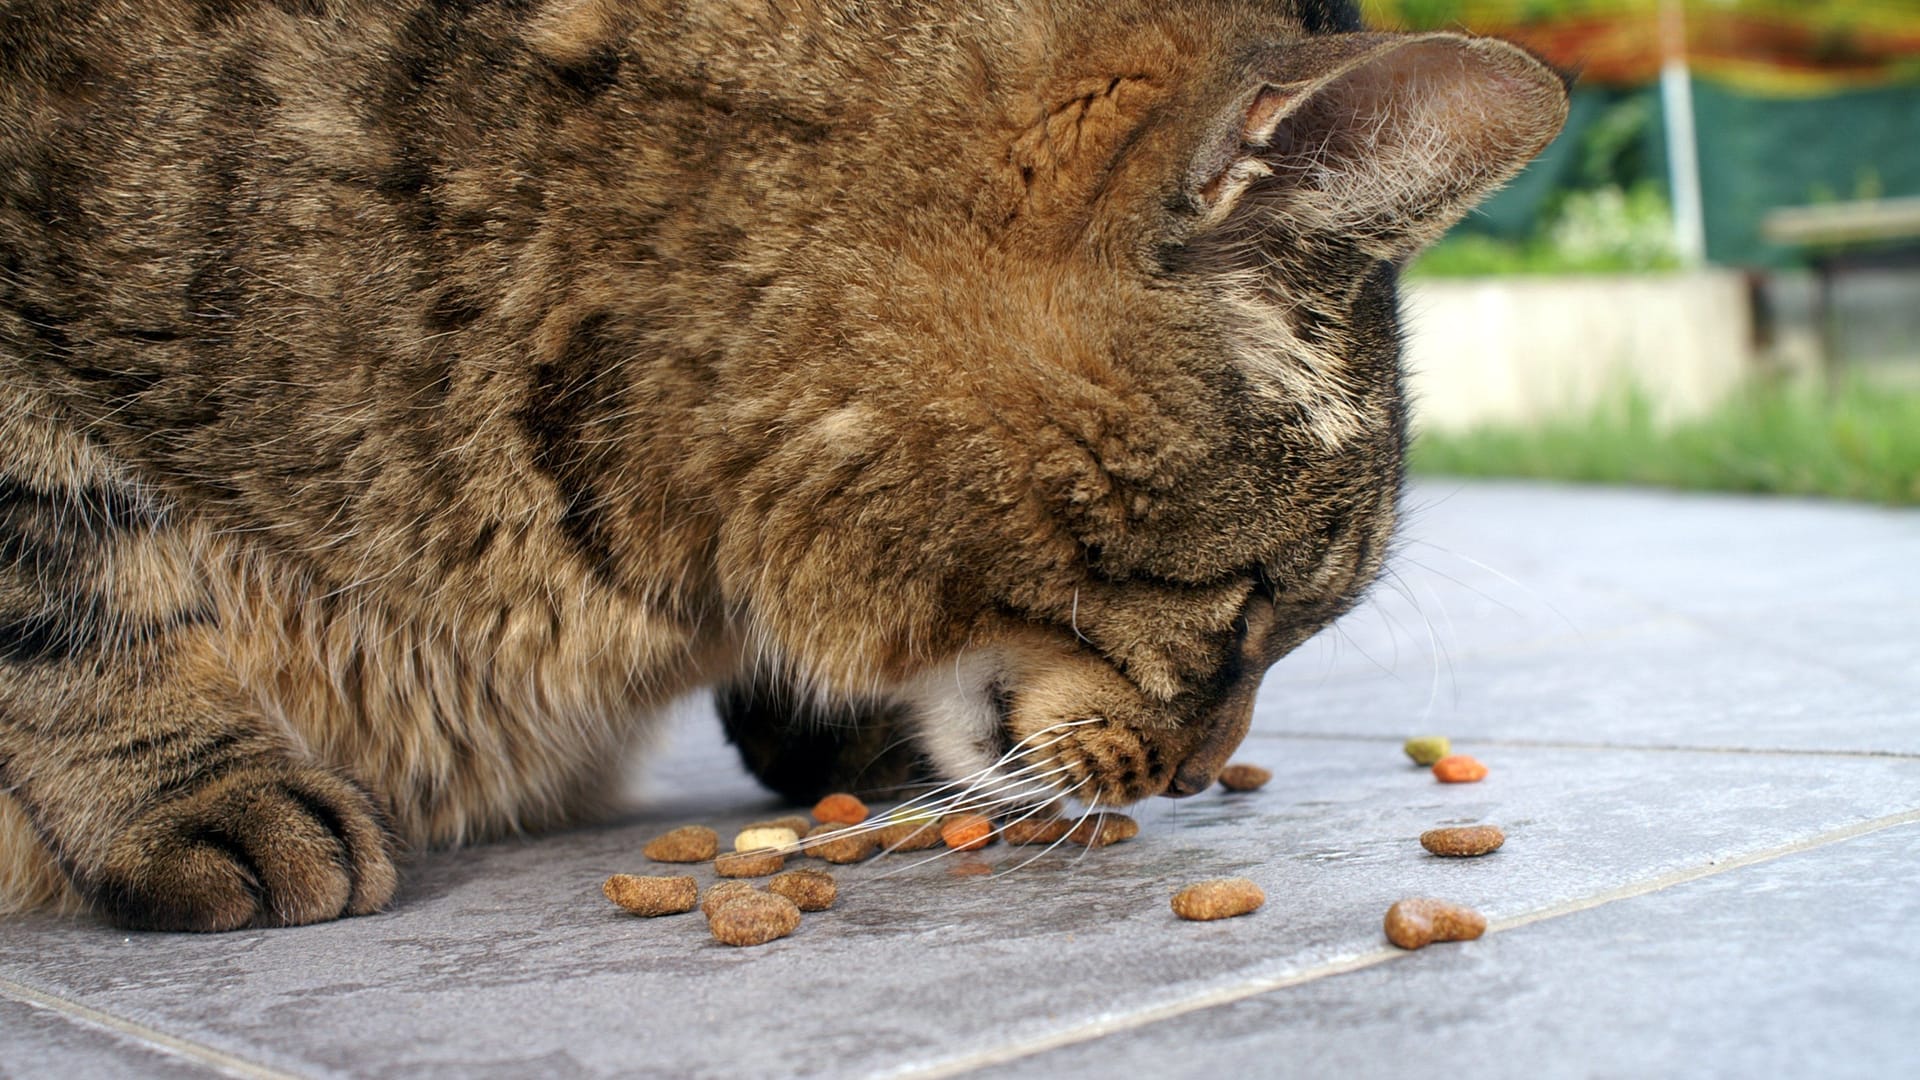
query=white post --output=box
[1661,0,1709,266]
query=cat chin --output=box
[895,648,1012,788]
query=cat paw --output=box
[90,765,398,932]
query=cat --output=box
[0,0,1567,930]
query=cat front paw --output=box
[91,765,398,932]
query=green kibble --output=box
[1403,736,1451,766]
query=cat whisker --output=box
[848,719,1097,826]
[991,786,1099,878]
[853,777,1090,885]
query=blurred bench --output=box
[1762,197,1920,376]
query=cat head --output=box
[712,3,1568,805]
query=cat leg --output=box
[0,475,397,931]
[716,674,931,805]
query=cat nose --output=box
[1160,677,1259,798]
[1163,769,1212,799]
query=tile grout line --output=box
[1252,730,1920,761]
[878,806,1920,1080]
[0,974,313,1080]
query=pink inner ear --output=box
[1241,87,1296,147]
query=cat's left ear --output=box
[1185,32,1570,256]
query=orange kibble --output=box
[940,813,994,851]
[811,793,869,825]
[1432,755,1489,783]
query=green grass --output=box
[1410,380,1920,506]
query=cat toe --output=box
[92,766,398,932]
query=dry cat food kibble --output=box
[1403,736,1452,767]
[1384,898,1488,950]
[1001,818,1071,846]
[1068,812,1139,848]
[1216,763,1272,792]
[767,869,837,912]
[642,825,719,864]
[1420,825,1506,857]
[1432,755,1489,783]
[940,813,994,851]
[714,848,787,878]
[805,823,881,864]
[734,826,801,853]
[1170,878,1265,921]
[707,891,803,947]
[875,818,942,851]
[602,874,698,917]
[700,881,760,918]
[812,793,869,825]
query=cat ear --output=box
[1187,33,1569,255]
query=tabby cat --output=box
[0,0,1567,930]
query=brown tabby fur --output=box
[0,0,1566,930]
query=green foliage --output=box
[1411,380,1920,506]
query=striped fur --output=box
[2,0,1564,929]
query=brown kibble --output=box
[1171,878,1265,921]
[875,818,942,851]
[1431,755,1489,783]
[700,881,759,918]
[707,892,802,947]
[940,813,994,851]
[766,869,837,912]
[1068,812,1139,848]
[1217,763,1272,792]
[1420,825,1506,857]
[1001,818,1071,846]
[805,823,880,864]
[642,825,718,864]
[715,848,786,877]
[602,874,698,917]
[811,793,869,825]
[1384,897,1487,950]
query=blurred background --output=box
[1359,0,1920,504]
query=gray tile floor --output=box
[3,480,1916,1079]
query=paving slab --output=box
[1268,482,1920,754]
[994,818,1920,1080]
[1,728,1916,1079]
[0,994,219,1080]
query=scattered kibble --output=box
[708,892,802,947]
[940,813,994,851]
[1217,763,1272,792]
[1068,812,1139,848]
[1432,755,1489,783]
[700,881,759,918]
[1403,736,1451,767]
[1001,818,1071,846]
[812,793,869,825]
[805,822,880,864]
[734,826,801,854]
[602,874,698,917]
[1420,825,1505,857]
[1171,878,1265,921]
[1384,898,1487,950]
[715,848,787,878]
[875,818,942,851]
[767,869,837,912]
[642,825,718,864]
